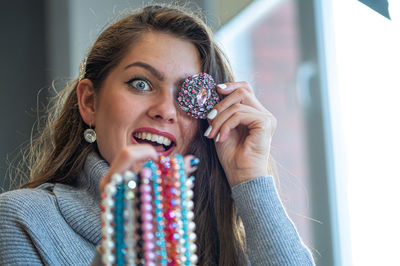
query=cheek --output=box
[94,92,138,162]
[97,92,135,125]
[180,116,200,143]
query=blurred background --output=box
[1,0,399,265]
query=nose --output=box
[147,89,178,123]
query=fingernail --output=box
[207,109,218,120]
[190,157,200,167]
[217,84,227,90]
[215,133,220,142]
[204,125,212,137]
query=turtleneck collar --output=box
[52,151,109,246]
[75,151,110,201]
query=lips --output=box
[131,127,176,156]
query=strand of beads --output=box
[144,160,167,265]
[135,174,145,266]
[186,176,197,265]
[170,155,185,265]
[101,173,121,266]
[114,179,126,266]
[140,167,156,266]
[123,171,138,266]
[159,156,181,265]
[175,155,198,265]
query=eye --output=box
[127,79,151,92]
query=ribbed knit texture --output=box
[232,176,315,265]
[0,152,314,265]
[0,152,107,265]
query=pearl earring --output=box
[84,128,96,143]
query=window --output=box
[316,0,400,265]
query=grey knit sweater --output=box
[0,152,314,265]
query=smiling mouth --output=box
[132,132,176,153]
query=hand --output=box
[204,82,277,187]
[99,144,198,193]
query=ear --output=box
[77,79,97,127]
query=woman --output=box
[0,4,314,266]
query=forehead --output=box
[118,31,202,76]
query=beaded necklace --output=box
[100,154,197,265]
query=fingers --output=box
[183,155,200,176]
[217,81,252,94]
[99,144,158,192]
[206,103,273,142]
[215,81,265,111]
[204,81,276,142]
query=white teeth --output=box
[134,132,173,146]
[157,136,164,144]
[163,138,171,146]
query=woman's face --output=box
[93,31,201,164]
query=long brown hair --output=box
[18,4,247,265]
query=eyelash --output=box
[125,76,152,92]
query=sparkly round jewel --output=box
[177,73,220,119]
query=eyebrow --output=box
[124,61,165,81]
